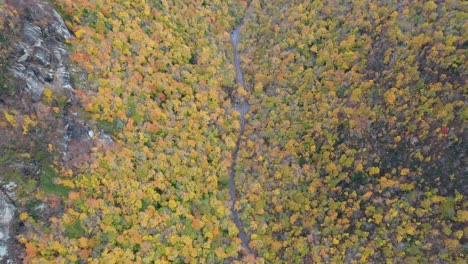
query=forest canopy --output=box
[1,0,466,263]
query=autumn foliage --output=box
[16,0,467,263]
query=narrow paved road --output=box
[231,25,247,91]
[228,15,255,257]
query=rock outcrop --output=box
[0,183,15,262]
[0,0,93,262]
[9,0,73,102]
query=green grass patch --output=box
[40,165,71,196]
[65,220,85,239]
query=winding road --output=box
[228,16,255,257]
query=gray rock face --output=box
[5,0,95,169]
[51,10,72,40]
[10,0,73,102]
[2,0,76,262]
[0,185,16,262]
[22,21,42,45]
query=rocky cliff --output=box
[0,0,92,261]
